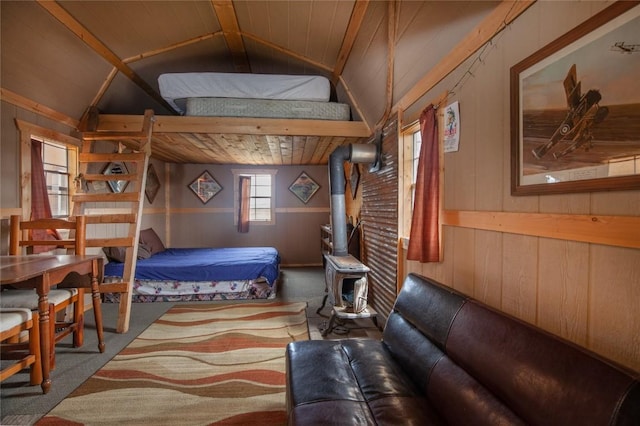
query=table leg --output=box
[91,259,105,353]
[36,278,51,394]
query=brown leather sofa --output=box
[285,273,639,425]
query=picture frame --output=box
[103,161,129,193]
[289,171,320,204]
[510,3,640,195]
[349,164,360,200]
[145,163,160,203]
[188,170,222,204]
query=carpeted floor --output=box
[36,301,309,425]
[0,266,381,425]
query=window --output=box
[41,140,70,218]
[233,169,277,225]
[411,129,422,209]
[248,173,272,221]
[400,123,422,236]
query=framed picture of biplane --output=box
[510,2,640,195]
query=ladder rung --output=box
[82,132,148,141]
[79,152,146,162]
[85,214,137,224]
[73,193,140,203]
[86,237,133,248]
[82,174,138,182]
[99,282,129,293]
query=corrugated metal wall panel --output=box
[360,118,398,323]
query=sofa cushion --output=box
[446,300,640,425]
[286,339,442,425]
[380,313,444,393]
[427,356,524,425]
[388,273,465,349]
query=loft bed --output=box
[86,72,371,165]
[102,228,280,303]
[158,72,350,120]
[79,73,370,315]
[76,81,370,329]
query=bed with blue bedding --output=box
[103,246,280,303]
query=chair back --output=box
[9,215,86,255]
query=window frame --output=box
[40,139,71,218]
[232,169,278,226]
[400,122,422,238]
[15,120,80,221]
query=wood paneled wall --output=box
[392,2,640,373]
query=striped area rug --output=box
[37,302,309,425]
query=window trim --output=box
[40,139,71,218]
[400,121,421,238]
[15,120,80,220]
[232,168,278,226]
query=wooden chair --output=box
[2,215,90,369]
[0,308,43,388]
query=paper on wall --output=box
[444,101,460,153]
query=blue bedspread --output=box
[103,247,280,284]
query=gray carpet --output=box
[0,267,381,425]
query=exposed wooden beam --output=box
[395,0,535,113]
[242,32,333,73]
[332,0,369,86]
[95,115,371,138]
[337,75,371,133]
[79,67,119,127]
[36,0,178,114]
[375,0,396,131]
[443,210,640,250]
[122,32,220,64]
[1,88,80,129]
[211,0,251,73]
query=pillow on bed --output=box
[140,228,166,255]
[137,242,152,259]
[103,242,153,263]
[103,246,126,263]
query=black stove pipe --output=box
[328,143,378,257]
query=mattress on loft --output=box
[186,97,351,121]
[158,72,330,113]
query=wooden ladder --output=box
[72,108,154,333]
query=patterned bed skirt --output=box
[103,276,277,303]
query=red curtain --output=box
[237,176,251,233]
[407,105,441,262]
[30,140,60,252]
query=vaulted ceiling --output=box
[1,1,527,164]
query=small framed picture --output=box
[289,171,320,204]
[349,164,360,200]
[189,171,222,204]
[145,163,160,203]
[103,161,129,193]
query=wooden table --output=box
[0,255,105,394]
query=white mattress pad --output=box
[158,72,331,113]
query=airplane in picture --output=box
[610,41,639,54]
[531,64,609,160]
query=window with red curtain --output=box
[238,175,251,233]
[407,105,441,263]
[30,139,60,252]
